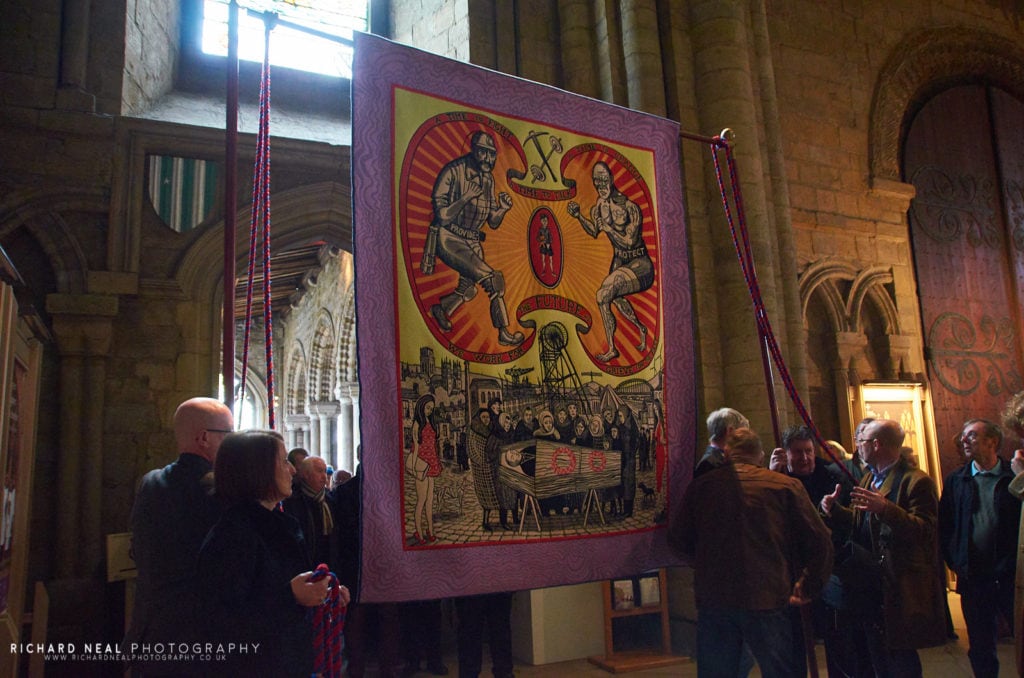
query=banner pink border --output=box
[352,33,695,603]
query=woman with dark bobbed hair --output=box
[197,429,349,676]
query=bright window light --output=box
[202,0,367,78]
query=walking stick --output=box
[800,602,819,678]
[792,576,819,678]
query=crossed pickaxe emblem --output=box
[524,130,564,183]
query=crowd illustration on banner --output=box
[399,364,669,547]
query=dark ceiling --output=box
[232,242,325,320]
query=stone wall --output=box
[391,0,471,62]
[123,0,179,114]
[1,0,1023,656]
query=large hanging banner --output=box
[352,33,696,602]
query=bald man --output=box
[124,397,233,675]
[283,455,340,570]
[822,419,946,676]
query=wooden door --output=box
[904,85,1024,476]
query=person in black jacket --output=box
[282,455,340,570]
[939,419,1021,678]
[197,429,349,677]
[769,424,855,678]
[124,396,232,676]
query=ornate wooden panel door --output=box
[904,85,1024,476]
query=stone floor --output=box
[504,591,1014,677]
[391,592,1014,677]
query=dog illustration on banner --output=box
[397,99,667,548]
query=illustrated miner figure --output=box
[428,130,524,347]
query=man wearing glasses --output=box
[939,419,1021,678]
[124,397,234,675]
[821,418,946,676]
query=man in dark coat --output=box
[822,419,946,677]
[124,397,233,675]
[939,418,1021,678]
[769,424,854,677]
[282,455,340,570]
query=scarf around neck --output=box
[300,483,334,536]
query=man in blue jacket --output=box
[939,418,1021,678]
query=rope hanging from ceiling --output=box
[697,129,853,482]
[239,15,276,430]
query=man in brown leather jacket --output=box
[672,427,832,677]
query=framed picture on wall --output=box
[858,382,941,482]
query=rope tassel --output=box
[307,563,346,677]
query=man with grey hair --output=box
[822,419,945,676]
[939,418,1019,677]
[695,407,750,477]
[283,455,339,570]
[671,427,833,676]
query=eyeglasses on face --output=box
[855,438,875,444]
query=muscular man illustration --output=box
[567,161,653,362]
[428,131,524,347]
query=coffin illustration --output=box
[498,439,621,500]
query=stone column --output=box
[689,0,787,429]
[351,383,361,466]
[337,392,354,472]
[48,294,117,578]
[285,414,307,450]
[310,401,340,466]
[834,332,870,452]
[621,0,667,116]
[59,0,90,88]
[558,0,599,98]
[309,415,321,458]
[319,412,332,462]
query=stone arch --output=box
[175,181,351,304]
[870,26,1024,183]
[310,310,337,401]
[801,258,905,450]
[287,344,308,416]
[0,187,106,294]
[172,181,351,377]
[799,258,899,335]
[337,284,357,383]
